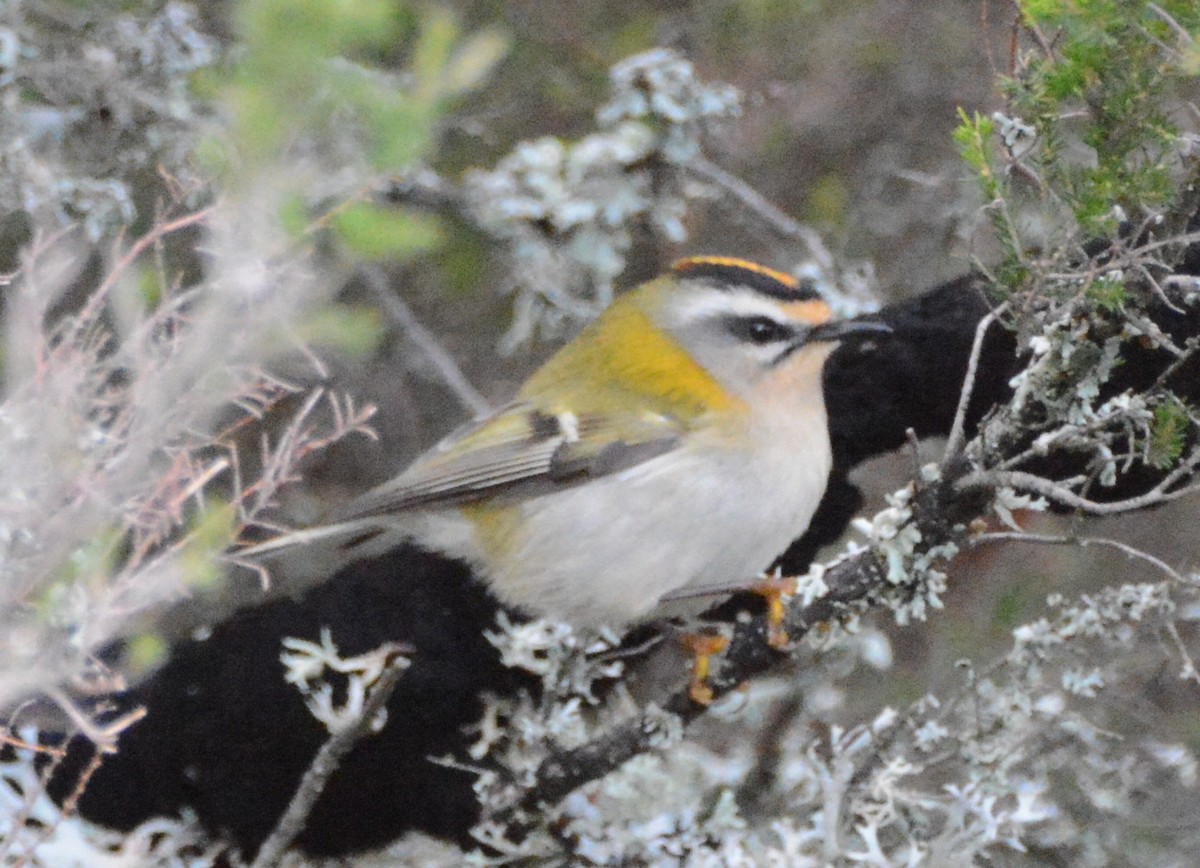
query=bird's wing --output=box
[334,402,686,521]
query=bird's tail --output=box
[237,521,379,560]
[234,520,400,591]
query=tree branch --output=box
[250,643,411,868]
[361,263,491,417]
[493,546,889,831]
[958,465,1200,515]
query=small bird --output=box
[244,257,889,626]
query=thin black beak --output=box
[808,318,892,344]
[772,317,891,367]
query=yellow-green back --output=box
[519,277,742,424]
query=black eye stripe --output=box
[727,315,795,345]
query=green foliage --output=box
[992,585,1031,631]
[1147,400,1190,469]
[803,174,850,228]
[226,1,506,174]
[999,2,1198,236]
[137,266,164,311]
[955,108,1033,281]
[219,0,506,270]
[124,631,168,675]
[410,7,509,102]
[230,0,400,159]
[299,304,387,357]
[279,192,312,238]
[332,201,444,260]
[39,529,124,621]
[953,109,999,201]
[180,501,238,591]
[1086,275,1127,313]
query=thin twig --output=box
[58,206,215,354]
[905,427,924,476]
[959,467,1200,515]
[980,0,999,80]
[735,691,805,814]
[1125,229,1200,259]
[974,530,1200,686]
[1148,4,1195,43]
[1127,311,1188,357]
[0,731,64,756]
[944,304,1006,465]
[1154,338,1199,388]
[360,263,491,417]
[43,688,146,752]
[1133,263,1187,315]
[1015,0,1057,57]
[970,530,1186,583]
[250,643,411,868]
[6,747,88,866]
[1165,620,1200,686]
[1038,232,1200,287]
[687,156,834,271]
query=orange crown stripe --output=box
[671,256,800,290]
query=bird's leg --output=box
[679,632,730,705]
[749,574,799,649]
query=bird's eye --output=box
[729,315,793,345]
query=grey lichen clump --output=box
[0,3,217,240]
[464,614,640,859]
[849,465,962,626]
[463,49,741,350]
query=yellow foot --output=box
[680,632,730,705]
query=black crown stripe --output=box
[670,256,820,301]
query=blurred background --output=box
[3,0,1200,863]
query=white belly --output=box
[446,408,833,627]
